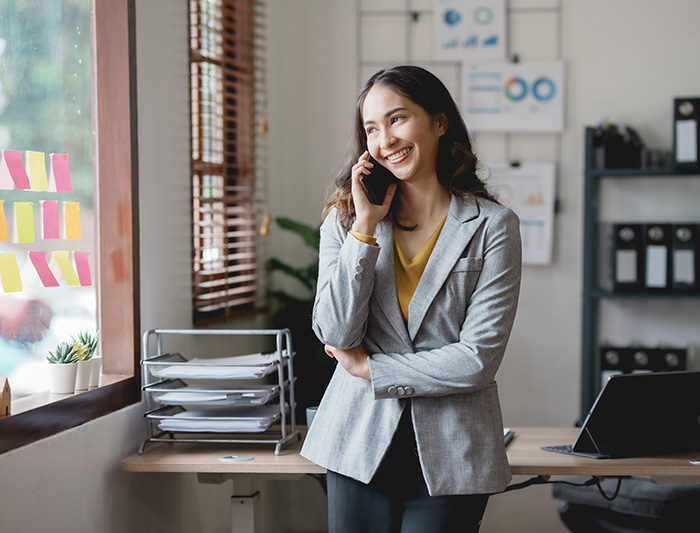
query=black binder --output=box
[611,224,643,292]
[643,224,672,292]
[673,97,700,169]
[671,223,699,292]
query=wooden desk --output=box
[121,427,700,532]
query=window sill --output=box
[0,374,140,455]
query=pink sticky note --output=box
[29,251,59,288]
[73,251,92,287]
[41,200,60,239]
[49,153,73,192]
[0,150,31,190]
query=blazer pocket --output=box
[452,256,483,273]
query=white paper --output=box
[615,250,638,283]
[434,0,506,61]
[157,405,282,433]
[486,162,556,265]
[463,60,565,132]
[673,249,695,284]
[675,120,698,163]
[150,353,283,380]
[645,245,668,288]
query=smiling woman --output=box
[0,0,140,453]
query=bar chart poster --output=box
[434,0,506,61]
[486,161,556,265]
[462,60,565,132]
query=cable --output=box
[502,475,623,502]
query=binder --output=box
[611,224,643,292]
[671,224,699,292]
[673,97,700,169]
[643,224,672,291]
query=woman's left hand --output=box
[325,344,371,381]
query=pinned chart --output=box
[434,0,506,62]
[463,60,565,132]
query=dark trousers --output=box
[327,407,489,533]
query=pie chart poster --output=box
[462,60,565,132]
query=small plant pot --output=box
[89,356,102,388]
[48,362,78,394]
[75,359,92,391]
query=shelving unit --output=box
[139,328,299,455]
[580,127,700,420]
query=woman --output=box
[301,65,522,533]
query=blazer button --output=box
[388,386,397,395]
[355,265,364,273]
[404,387,414,395]
[397,387,405,395]
[354,274,362,281]
[359,258,368,266]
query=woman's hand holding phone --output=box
[351,151,397,236]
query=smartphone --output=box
[360,156,398,205]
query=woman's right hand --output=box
[351,151,397,236]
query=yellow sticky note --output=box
[14,202,35,243]
[25,151,49,191]
[53,251,80,286]
[0,200,7,241]
[64,201,81,240]
[0,252,22,293]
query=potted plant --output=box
[72,330,100,390]
[47,342,79,394]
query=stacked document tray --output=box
[140,329,299,455]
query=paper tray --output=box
[145,352,289,380]
[152,405,285,433]
[145,381,282,406]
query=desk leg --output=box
[231,479,261,533]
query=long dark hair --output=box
[324,65,499,229]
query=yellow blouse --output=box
[350,214,447,323]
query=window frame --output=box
[0,0,140,454]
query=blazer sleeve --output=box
[368,207,522,398]
[311,209,382,348]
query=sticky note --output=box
[14,202,35,243]
[73,251,92,287]
[41,200,60,239]
[0,150,31,190]
[0,200,7,241]
[49,153,73,192]
[0,252,22,292]
[29,251,59,287]
[25,151,49,191]
[53,251,80,286]
[64,201,81,240]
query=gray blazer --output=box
[300,195,522,496]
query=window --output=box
[0,0,139,453]
[190,0,267,322]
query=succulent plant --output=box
[47,342,79,364]
[71,330,100,361]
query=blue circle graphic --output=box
[474,7,494,26]
[444,9,462,26]
[532,77,556,102]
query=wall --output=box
[1,1,700,532]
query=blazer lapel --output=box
[373,217,413,348]
[407,196,481,340]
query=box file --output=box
[644,224,672,291]
[611,224,644,292]
[672,224,699,292]
[673,97,700,169]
